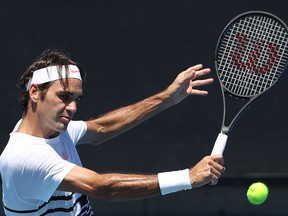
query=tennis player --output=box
[0,48,225,215]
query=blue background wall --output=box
[0,0,288,215]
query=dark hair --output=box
[17,48,86,115]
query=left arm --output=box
[79,64,213,145]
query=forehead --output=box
[49,78,83,93]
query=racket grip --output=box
[211,133,228,155]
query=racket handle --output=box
[211,133,228,155]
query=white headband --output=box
[26,65,82,91]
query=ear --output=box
[29,84,40,102]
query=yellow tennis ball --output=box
[246,182,269,205]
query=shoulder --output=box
[67,120,87,131]
[64,120,88,144]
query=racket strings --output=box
[217,13,288,97]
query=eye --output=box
[58,93,82,104]
[58,93,70,102]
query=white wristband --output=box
[157,168,192,195]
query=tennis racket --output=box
[211,11,288,155]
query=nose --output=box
[66,100,77,114]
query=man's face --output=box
[36,78,83,137]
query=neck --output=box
[17,114,59,139]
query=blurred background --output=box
[0,0,288,215]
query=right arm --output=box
[58,155,225,201]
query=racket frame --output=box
[211,11,288,155]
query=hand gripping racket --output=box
[211,11,288,155]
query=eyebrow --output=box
[57,90,83,98]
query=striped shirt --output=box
[0,120,95,215]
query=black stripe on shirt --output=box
[4,194,93,215]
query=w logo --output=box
[232,33,278,74]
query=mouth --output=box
[60,115,71,124]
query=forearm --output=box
[85,88,174,144]
[83,65,213,144]
[60,166,161,201]
[60,166,194,201]
[95,173,160,201]
[98,156,225,200]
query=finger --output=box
[194,68,212,78]
[184,69,196,79]
[210,166,223,177]
[191,78,214,87]
[207,156,226,174]
[211,163,226,175]
[208,168,222,185]
[187,89,209,96]
[210,154,225,166]
[190,64,204,71]
[207,172,219,186]
[209,179,218,186]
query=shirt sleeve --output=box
[11,120,87,141]
[66,120,88,145]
